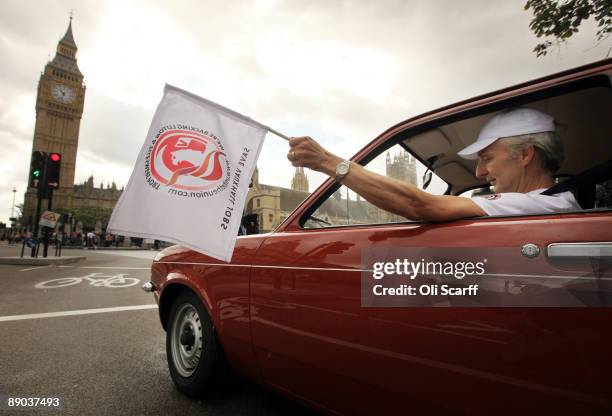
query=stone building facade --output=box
[72,177,123,209]
[245,167,310,233]
[22,19,122,228]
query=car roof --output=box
[358,59,612,194]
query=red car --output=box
[147,59,612,415]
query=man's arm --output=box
[288,136,486,222]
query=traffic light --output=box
[46,153,61,189]
[29,151,46,189]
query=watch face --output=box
[336,161,350,176]
[52,84,75,104]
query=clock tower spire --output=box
[23,16,86,223]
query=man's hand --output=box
[287,136,342,176]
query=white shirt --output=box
[472,188,582,216]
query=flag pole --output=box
[164,84,291,142]
[264,126,290,141]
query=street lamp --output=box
[11,187,16,218]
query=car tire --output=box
[166,290,219,397]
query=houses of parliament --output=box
[23,19,416,234]
[22,18,122,228]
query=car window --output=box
[303,144,448,228]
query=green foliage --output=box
[56,206,113,232]
[525,0,612,56]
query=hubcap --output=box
[171,303,203,378]
[180,328,196,347]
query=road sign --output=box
[39,211,62,228]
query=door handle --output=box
[547,242,612,258]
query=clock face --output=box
[52,84,75,104]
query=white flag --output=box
[108,84,267,262]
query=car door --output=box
[251,209,612,415]
[362,212,612,415]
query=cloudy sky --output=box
[0,0,610,224]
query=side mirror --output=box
[241,214,259,235]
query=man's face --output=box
[475,140,523,193]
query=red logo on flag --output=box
[150,129,227,191]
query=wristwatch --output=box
[334,160,351,182]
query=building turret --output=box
[291,167,309,192]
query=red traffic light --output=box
[46,152,62,190]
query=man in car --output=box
[287,107,581,221]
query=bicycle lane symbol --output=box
[35,273,141,289]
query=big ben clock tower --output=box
[23,17,86,223]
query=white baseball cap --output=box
[458,108,555,159]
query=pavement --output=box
[62,246,164,251]
[0,243,161,266]
[0,255,86,266]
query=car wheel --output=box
[166,291,217,397]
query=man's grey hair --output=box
[500,131,564,173]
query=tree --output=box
[56,206,113,232]
[525,0,612,56]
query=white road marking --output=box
[19,266,52,272]
[80,266,150,270]
[35,273,140,289]
[0,304,157,322]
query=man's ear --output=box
[520,145,536,167]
